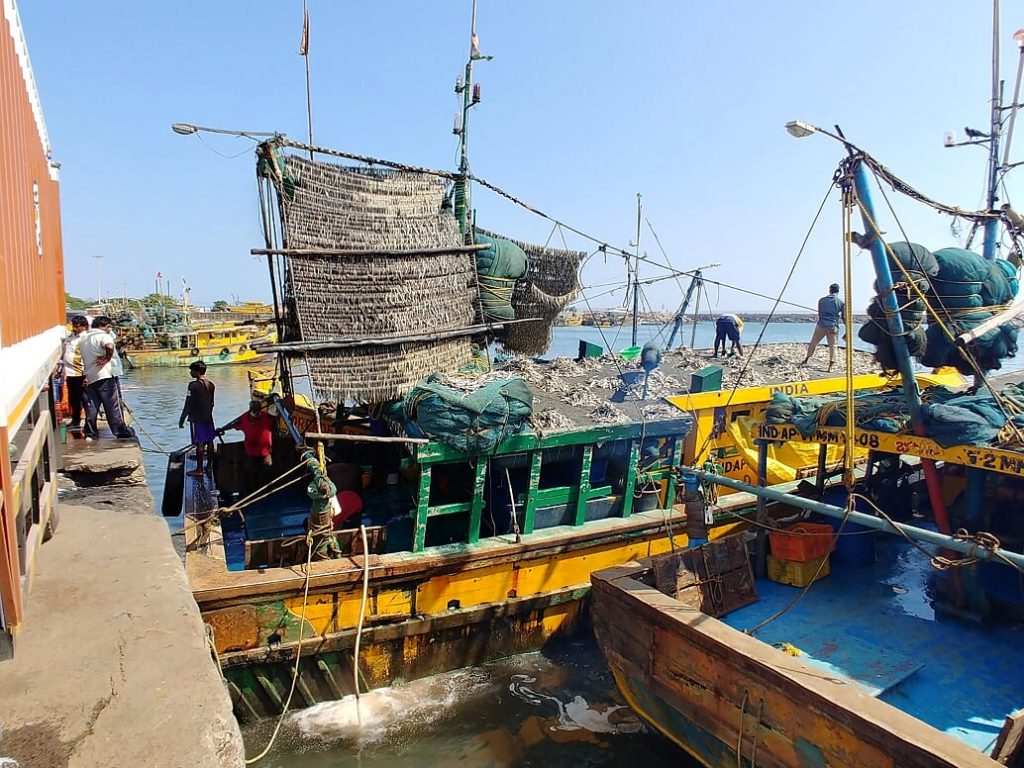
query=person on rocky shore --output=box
[802,283,845,371]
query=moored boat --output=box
[593,16,1024,760]
[168,1,975,737]
[119,319,275,368]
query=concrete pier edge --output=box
[0,435,244,768]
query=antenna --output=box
[632,194,642,347]
[453,0,490,240]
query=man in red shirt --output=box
[232,400,275,494]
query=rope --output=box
[735,689,748,768]
[243,525,316,764]
[120,402,172,455]
[353,523,371,700]
[745,496,855,636]
[852,492,1024,575]
[693,178,836,465]
[171,463,308,541]
[750,699,764,767]
[841,177,856,487]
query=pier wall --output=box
[0,438,243,767]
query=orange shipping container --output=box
[0,0,66,656]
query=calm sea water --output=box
[115,321,1023,767]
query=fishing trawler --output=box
[166,2,967,735]
[592,17,1024,764]
[118,319,275,368]
[111,298,275,368]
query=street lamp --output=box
[784,120,816,139]
[171,123,279,139]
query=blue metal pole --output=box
[852,158,953,535]
[692,468,1024,570]
[851,159,923,425]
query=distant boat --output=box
[119,319,276,368]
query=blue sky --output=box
[21,1,1024,313]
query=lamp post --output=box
[170,123,278,140]
[92,253,103,302]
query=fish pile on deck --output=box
[663,343,879,388]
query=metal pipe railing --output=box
[691,468,1024,570]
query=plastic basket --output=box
[618,345,642,362]
[769,522,834,562]
[767,554,830,587]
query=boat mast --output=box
[631,193,642,346]
[454,0,486,241]
[848,157,953,536]
[1001,30,1024,173]
[983,0,1004,260]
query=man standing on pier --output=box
[63,315,91,435]
[80,316,135,440]
[802,283,845,371]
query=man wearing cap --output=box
[802,283,845,371]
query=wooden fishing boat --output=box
[119,319,275,368]
[167,0,972,731]
[592,408,1024,766]
[593,14,1024,760]
[591,530,1023,768]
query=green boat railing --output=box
[409,417,690,553]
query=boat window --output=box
[539,445,583,490]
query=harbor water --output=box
[116,322,1022,767]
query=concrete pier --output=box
[0,437,243,767]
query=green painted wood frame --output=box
[409,417,691,552]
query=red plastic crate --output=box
[769,522,834,562]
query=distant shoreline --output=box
[566,313,869,325]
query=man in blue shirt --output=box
[802,283,844,371]
[714,314,743,357]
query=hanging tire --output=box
[219,347,230,359]
[238,344,248,353]
[190,347,200,357]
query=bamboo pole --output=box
[251,244,489,257]
[253,319,541,352]
[305,432,429,445]
[955,302,1024,347]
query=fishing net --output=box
[268,152,477,401]
[476,229,583,355]
[857,241,1020,375]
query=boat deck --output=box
[500,344,882,430]
[721,534,1024,755]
